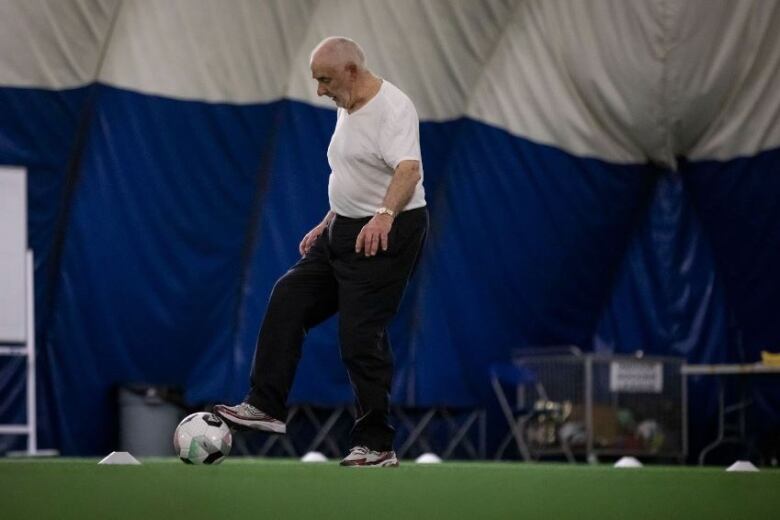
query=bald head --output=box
[311,37,379,110]
[310,37,366,71]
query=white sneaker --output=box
[339,446,399,467]
[213,402,286,433]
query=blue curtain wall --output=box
[1,84,778,455]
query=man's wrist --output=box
[375,207,396,219]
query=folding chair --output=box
[490,363,539,460]
[492,346,583,462]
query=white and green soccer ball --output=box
[174,412,232,464]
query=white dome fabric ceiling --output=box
[3,0,779,167]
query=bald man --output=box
[215,37,428,467]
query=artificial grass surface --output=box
[2,458,778,519]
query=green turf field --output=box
[2,458,779,519]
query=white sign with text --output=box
[609,360,663,393]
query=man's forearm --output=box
[382,160,421,214]
[320,210,335,226]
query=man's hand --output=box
[299,222,327,256]
[355,214,393,257]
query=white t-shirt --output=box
[327,80,427,218]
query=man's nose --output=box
[317,84,327,96]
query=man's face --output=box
[311,60,353,108]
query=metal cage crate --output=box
[493,349,687,462]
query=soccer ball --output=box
[174,412,232,464]
[636,419,665,452]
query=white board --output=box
[0,166,27,343]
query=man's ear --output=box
[345,63,358,77]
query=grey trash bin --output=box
[119,385,185,457]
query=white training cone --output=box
[415,452,443,464]
[726,460,759,472]
[98,451,141,465]
[300,451,328,463]
[614,456,643,468]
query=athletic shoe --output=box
[339,446,399,467]
[213,402,286,434]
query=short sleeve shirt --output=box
[327,80,427,218]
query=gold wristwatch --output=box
[375,207,396,218]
